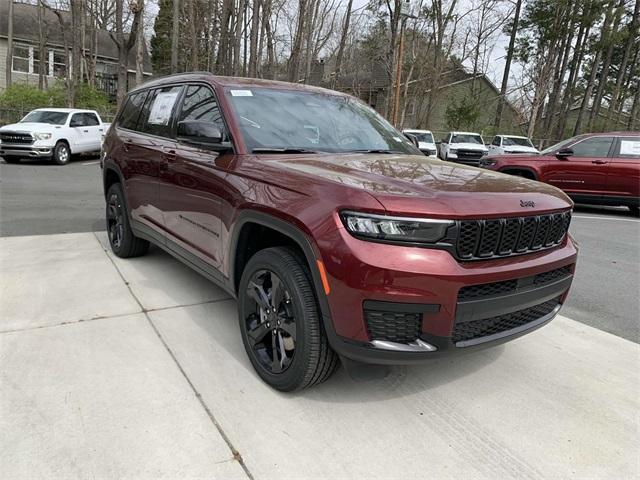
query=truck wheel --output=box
[106,183,149,258]
[53,141,71,165]
[238,247,339,391]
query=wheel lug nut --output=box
[277,320,281,325]
[266,322,270,328]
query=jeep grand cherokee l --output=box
[101,74,578,391]
[480,132,640,215]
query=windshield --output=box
[21,111,69,125]
[408,132,434,143]
[226,88,419,154]
[540,136,582,155]
[503,136,534,147]
[451,134,483,144]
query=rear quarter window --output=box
[117,92,148,130]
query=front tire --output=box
[106,183,149,258]
[53,141,71,165]
[238,247,339,391]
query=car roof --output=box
[129,73,348,97]
[451,131,482,135]
[33,108,95,113]
[403,129,432,134]
[498,134,530,139]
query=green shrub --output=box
[0,82,114,113]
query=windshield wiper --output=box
[252,148,319,154]
[347,149,403,154]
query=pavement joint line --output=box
[93,231,255,480]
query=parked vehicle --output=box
[439,131,488,165]
[102,74,577,391]
[480,132,640,215]
[402,129,437,157]
[488,135,539,155]
[0,108,108,165]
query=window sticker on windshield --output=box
[620,140,640,155]
[230,90,253,97]
[148,91,179,125]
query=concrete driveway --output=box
[1,232,638,479]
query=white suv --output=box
[439,131,488,165]
[488,135,539,155]
[0,108,108,165]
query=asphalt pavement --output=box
[1,156,638,342]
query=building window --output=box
[52,50,67,77]
[33,49,49,76]
[12,45,30,73]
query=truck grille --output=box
[0,132,34,144]
[364,309,421,343]
[455,212,571,260]
[452,298,560,344]
[458,265,572,301]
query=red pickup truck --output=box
[480,132,640,215]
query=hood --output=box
[451,142,488,151]
[418,141,436,150]
[0,122,63,133]
[266,153,572,218]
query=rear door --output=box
[68,112,90,152]
[543,136,615,200]
[157,83,232,270]
[607,136,640,202]
[82,112,103,152]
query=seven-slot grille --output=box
[452,298,560,344]
[0,132,34,144]
[455,211,571,260]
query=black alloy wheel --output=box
[238,247,338,391]
[244,269,297,374]
[105,183,149,258]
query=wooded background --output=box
[2,0,639,142]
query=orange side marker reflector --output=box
[316,260,331,295]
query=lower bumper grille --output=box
[365,310,421,343]
[452,298,560,344]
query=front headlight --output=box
[34,133,52,140]
[340,211,453,244]
[480,158,497,167]
[449,149,457,154]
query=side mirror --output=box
[556,148,573,159]
[177,120,231,152]
[404,132,419,148]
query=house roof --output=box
[0,0,152,73]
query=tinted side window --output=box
[139,86,183,137]
[118,92,147,130]
[615,137,640,159]
[571,137,614,157]
[177,85,227,139]
[84,113,100,126]
[70,113,86,127]
[492,136,500,146]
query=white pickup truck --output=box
[0,108,109,165]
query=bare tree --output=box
[136,0,145,84]
[6,0,14,88]
[171,0,180,73]
[110,0,143,105]
[494,0,522,131]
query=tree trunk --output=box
[288,0,308,82]
[136,0,145,85]
[628,85,640,130]
[248,0,261,77]
[6,0,14,88]
[189,0,198,69]
[588,0,625,130]
[70,0,83,106]
[113,0,143,106]
[37,0,46,89]
[331,0,353,89]
[607,0,639,128]
[171,0,180,73]
[216,0,234,74]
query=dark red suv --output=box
[102,74,578,391]
[480,132,640,215]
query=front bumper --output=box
[0,143,53,158]
[317,226,578,364]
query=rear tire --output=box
[106,183,149,258]
[628,205,639,217]
[238,247,339,391]
[53,141,71,165]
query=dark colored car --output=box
[480,132,640,215]
[101,74,578,391]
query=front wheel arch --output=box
[500,168,538,181]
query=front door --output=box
[157,84,232,270]
[543,136,614,199]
